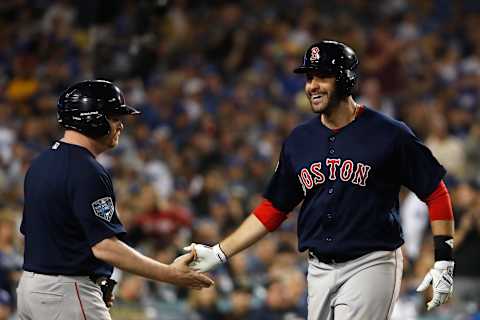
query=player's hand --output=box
[416,261,454,310]
[183,243,227,272]
[170,251,214,290]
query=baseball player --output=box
[183,41,455,319]
[17,80,213,320]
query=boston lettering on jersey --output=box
[263,107,446,258]
[298,158,371,193]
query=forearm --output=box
[431,220,454,236]
[424,181,455,261]
[92,237,178,284]
[219,213,269,257]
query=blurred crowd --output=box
[0,0,480,319]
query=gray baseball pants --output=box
[307,248,403,320]
[17,271,111,320]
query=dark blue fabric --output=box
[264,107,446,257]
[21,141,126,277]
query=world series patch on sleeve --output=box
[92,197,115,222]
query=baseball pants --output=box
[17,271,111,320]
[307,248,403,320]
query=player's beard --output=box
[99,125,122,149]
[309,87,342,115]
[108,128,121,148]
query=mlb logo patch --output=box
[91,197,115,222]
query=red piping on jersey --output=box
[356,105,366,117]
[253,199,287,231]
[424,180,453,221]
[75,282,88,320]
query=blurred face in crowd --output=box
[230,290,252,316]
[284,269,306,303]
[0,219,15,245]
[229,252,248,276]
[193,286,218,308]
[254,238,277,266]
[453,183,476,211]
[305,72,339,114]
[0,303,11,320]
[266,281,289,309]
[98,116,124,149]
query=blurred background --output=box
[0,0,479,319]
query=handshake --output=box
[176,243,228,273]
[167,243,227,290]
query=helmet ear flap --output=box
[57,109,111,138]
[77,112,111,138]
[337,69,358,97]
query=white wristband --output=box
[213,244,227,263]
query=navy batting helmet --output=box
[57,80,140,138]
[294,40,359,97]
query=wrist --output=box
[433,260,454,269]
[434,235,454,261]
[213,244,227,263]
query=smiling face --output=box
[305,72,339,114]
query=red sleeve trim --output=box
[253,198,287,232]
[425,180,454,221]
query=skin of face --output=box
[304,72,341,114]
[98,115,124,149]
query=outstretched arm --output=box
[185,199,287,272]
[416,181,455,311]
[184,214,270,272]
[220,213,270,257]
[92,236,213,289]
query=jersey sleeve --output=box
[396,123,446,200]
[70,168,126,247]
[263,143,304,212]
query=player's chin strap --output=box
[416,235,454,311]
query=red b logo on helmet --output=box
[310,47,320,62]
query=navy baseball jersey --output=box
[21,141,126,278]
[264,107,446,257]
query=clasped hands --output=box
[175,243,227,273]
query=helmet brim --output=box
[293,65,336,75]
[293,66,313,74]
[109,105,141,116]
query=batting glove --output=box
[416,260,454,310]
[183,243,227,272]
